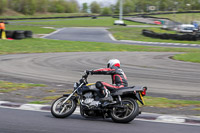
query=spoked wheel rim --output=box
[52,97,74,115]
[112,100,135,120]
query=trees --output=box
[22,0,36,15]
[82,3,88,13]
[90,1,101,14]
[1,0,79,15]
[123,0,136,14]
[101,7,112,15]
[36,0,48,13]
[1,0,200,15]
[0,0,7,14]
[65,0,79,13]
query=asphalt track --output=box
[0,107,199,133]
[43,27,200,48]
[0,52,199,98]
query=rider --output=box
[0,20,5,39]
[86,59,128,102]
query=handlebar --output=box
[82,73,88,79]
[80,73,89,84]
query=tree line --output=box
[84,0,200,15]
[0,0,79,15]
[0,0,200,15]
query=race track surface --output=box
[0,108,199,133]
[0,52,199,97]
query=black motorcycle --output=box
[51,73,147,123]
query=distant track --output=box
[43,27,200,48]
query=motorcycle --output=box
[51,73,147,123]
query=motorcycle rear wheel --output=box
[51,96,77,118]
[110,98,139,123]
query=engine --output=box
[81,92,100,108]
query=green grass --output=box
[0,80,46,93]
[28,101,49,104]
[9,17,145,27]
[1,38,200,55]
[0,13,92,19]
[6,24,55,34]
[42,95,62,100]
[108,26,200,44]
[144,96,200,108]
[192,108,200,111]
[173,52,200,63]
[151,13,200,23]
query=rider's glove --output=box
[84,70,92,75]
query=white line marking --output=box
[135,118,200,126]
[190,44,198,46]
[41,28,65,38]
[182,44,189,46]
[108,34,117,41]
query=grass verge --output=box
[0,13,93,19]
[108,26,200,44]
[173,52,200,63]
[7,17,145,27]
[0,80,46,93]
[151,13,200,24]
[144,96,200,108]
[6,24,55,34]
[0,38,200,54]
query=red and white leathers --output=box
[91,66,128,91]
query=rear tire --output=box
[51,96,77,118]
[110,98,139,123]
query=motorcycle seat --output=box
[111,86,146,95]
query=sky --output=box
[77,0,118,7]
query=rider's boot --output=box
[100,89,113,102]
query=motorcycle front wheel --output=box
[51,96,77,118]
[110,98,139,123]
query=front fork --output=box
[59,83,84,114]
[62,82,84,104]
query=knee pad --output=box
[95,81,104,89]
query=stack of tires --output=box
[142,29,199,41]
[5,30,33,40]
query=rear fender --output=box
[120,92,145,105]
[135,92,145,105]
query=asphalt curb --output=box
[0,101,200,125]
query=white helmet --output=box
[107,59,120,68]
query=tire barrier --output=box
[142,29,199,41]
[5,30,33,39]
[91,16,97,19]
[13,31,25,40]
[24,30,33,38]
[5,30,15,38]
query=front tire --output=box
[110,98,139,123]
[51,96,77,118]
